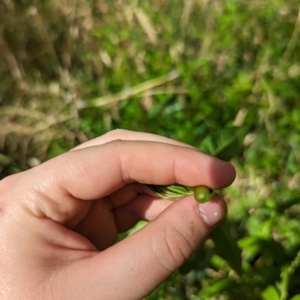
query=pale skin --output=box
[0,129,236,299]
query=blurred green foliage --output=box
[1,0,300,299]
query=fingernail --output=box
[198,198,226,227]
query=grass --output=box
[1,0,300,299]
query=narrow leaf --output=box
[210,218,243,275]
[261,285,280,300]
[199,126,248,161]
[198,278,237,298]
[0,153,13,165]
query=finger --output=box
[68,186,171,250]
[23,139,234,224]
[112,194,175,232]
[71,187,174,249]
[58,195,227,300]
[106,182,154,209]
[72,199,117,251]
[71,129,195,151]
[105,182,175,231]
[48,140,235,200]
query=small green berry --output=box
[194,185,214,203]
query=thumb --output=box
[63,195,227,300]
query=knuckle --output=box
[0,173,21,194]
[153,222,196,271]
[105,129,129,140]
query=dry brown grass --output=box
[1,0,299,177]
[0,0,190,172]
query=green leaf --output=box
[126,220,148,236]
[277,196,300,213]
[261,285,280,300]
[147,184,194,199]
[290,295,300,300]
[238,236,261,262]
[198,278,237,298]
[285,147,299,176]
[199,127,248,161]
[0,153,13,166]
[237,234,286,265]
[210,218,243,275]
[258,238,286,265]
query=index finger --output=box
[33,139,235,201]
[71,129,196,151]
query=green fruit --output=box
[194,185,213,203]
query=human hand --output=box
[0,130,235,299]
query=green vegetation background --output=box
[1,0,300,299]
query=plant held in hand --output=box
[148,184,215,203]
